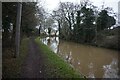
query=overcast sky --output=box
[40,0,120,14]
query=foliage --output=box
[2,2,40,46]
[52,1,116,44]
[2,38,29,78]
[73,6,95,43]
[96,10,116,31]
[2,2,17,47]
[21,2,39,36]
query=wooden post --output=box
[14,2,22,58]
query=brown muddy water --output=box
[40,37,120,78]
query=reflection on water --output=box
[103,59,119,78]
[41,37,59,53]
[88,62,95,78]
[40,37,119,78]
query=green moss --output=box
[2,38,29,78]
[35,37,85,78]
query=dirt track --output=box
[20,37,46,78]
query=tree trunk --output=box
[58,20,61,36]
[14,2,22,58]
[39,24,41,36]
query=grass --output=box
[35,37,86,78]
[2,38,29,78]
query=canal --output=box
[40,37,119,78]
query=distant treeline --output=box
[52,1,119,50]
[53,1,116,43]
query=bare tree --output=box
[52,2,80,38]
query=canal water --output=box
[40,37,120,78]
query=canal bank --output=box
[35,37,84,78]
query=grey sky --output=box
[42,0,119,14]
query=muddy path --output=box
[20,37,46,78]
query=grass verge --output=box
[35,37,85,78]
[2,38,29,78]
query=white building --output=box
[118,1,120,25]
